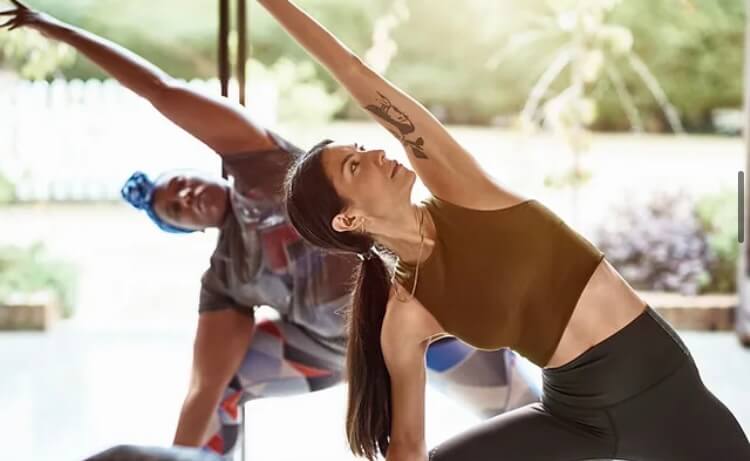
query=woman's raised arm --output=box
[257,0,501,204]
[1,0,275,156]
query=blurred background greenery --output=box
[0,0,744,299]
[1,2,748,458]
[0,0,744,132]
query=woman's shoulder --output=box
[222,129,304,160]
[382,285,443,346]
[221,130,304,195]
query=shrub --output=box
[247,57,346,127]
[694,187,738,293]
[593,190,712,295]
[0,172,16,204]
[0,243,78,318]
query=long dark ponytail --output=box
[284,140,393,460]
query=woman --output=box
[263,1,750,460]
[0,1,540,457]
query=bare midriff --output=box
[543,257,648,369]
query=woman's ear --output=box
[331,211,362,233]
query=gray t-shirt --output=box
[198,132,353,351]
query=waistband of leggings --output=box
[541,305,691,408]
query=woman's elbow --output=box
[144,76,180,107]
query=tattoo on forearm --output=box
[365,91,428,159]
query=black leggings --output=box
[429,306,750,461]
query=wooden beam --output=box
[640,291,737,331]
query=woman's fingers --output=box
[11,0,30,10]
[0,18,15,28]
[0,9,19,15]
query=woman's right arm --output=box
[1,1,275,155]
[381,293,440,461]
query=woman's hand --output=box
[0,0,50,32]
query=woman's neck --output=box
[369,204,436,265]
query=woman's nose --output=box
[177,187,192,207]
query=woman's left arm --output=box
[257,0,500,204]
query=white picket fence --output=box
[0,77,278,202]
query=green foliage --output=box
[0,243,78,318]
[2,0,744,131]
[376,0,550,124]
[601,0,744,131]
[0,27,75,79]
[0,171,16,204]
[602,0,746,130]
[247,57,346,126]
[543,168,592,189]
[694,187,739,293]
[30,0,218,79]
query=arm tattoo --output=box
[365,91,428,159]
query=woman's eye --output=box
[171,177,186,193]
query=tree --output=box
[485,0,686,226]
[0,27,74,79]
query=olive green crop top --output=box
[395,196,605,367]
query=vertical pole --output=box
[237,0,248,106]
[738,0,750,345]
[218,0,231,98]
[745,0,750,275]
[219,0,230,179]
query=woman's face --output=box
[320,143,415,230]
[151,170,230,231]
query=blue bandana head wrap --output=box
[120,171,195,234]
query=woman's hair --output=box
[120,171,194,234]
[284,139,393,460]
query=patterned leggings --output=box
[203,317,541,456]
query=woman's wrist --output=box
[386,441,428,461]
[38,17,86,47]
[25,13,64,36]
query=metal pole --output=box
[738,0,750,346]
[219,0,231,180]
[237,0,248,106]
[218,0,231,98]
[744,0,750,276]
